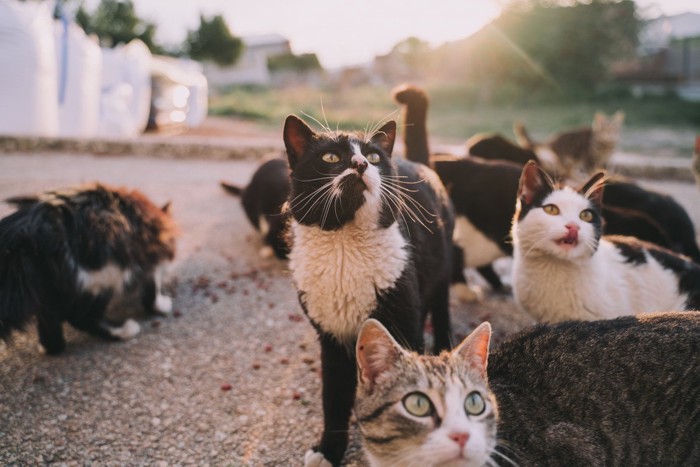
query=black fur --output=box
[0,184,176,354]
[608,236,649,265]
[284,115,454,465]
[490,313,700,466]
[220,157,291,259]
[467,133,539,166]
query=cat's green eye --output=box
[580,209,594,222]
[464,391,486,416]
[366,153,381,164]
[322,153,340,163]
[543,204,560,216]
[403,392,432,417]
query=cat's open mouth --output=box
[555,233,578,247]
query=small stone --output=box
[220,383,232,392]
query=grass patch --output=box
[209,84,700,157]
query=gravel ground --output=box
[0,151,698,466]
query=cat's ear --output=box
[580,171,606,207]
[283,115,316,169]
[370,121,397,156]
[161,201,172,214]
[356,319,405,391]
[695,136,700,153]
[518,161,552,206]
[452,322,491,379]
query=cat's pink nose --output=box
[565,223,579,238]
[449,432,469,448]
[352,156,368,174]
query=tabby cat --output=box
[515,111,625,180]
[512,161,700,322]
[0,184,176,354]
[283,115,455,466]
[356,313,700,466]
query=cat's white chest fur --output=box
[290,222,408,343]
[513,240,687,321]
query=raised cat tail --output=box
[219,181,244,196]
[0,209,43,341]
[393,84,430,166]
[513,121,537,150]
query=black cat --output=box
[220,157,291,259]
[283,115,455,466]
[0,184,176,354]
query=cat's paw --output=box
[259,246,275,259]
[154,294,173,315]
[304,449,333,467]
[109,319,141,340]
[452,283,484,303]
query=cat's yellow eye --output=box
[366,153,381,164]
[464,391,485,416]
[580,209,594,223]
[403,392,432,417]
[543,204,560,216]
[322,153,340,163]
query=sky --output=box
[100,0,700,69]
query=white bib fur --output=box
[290,220,408,344]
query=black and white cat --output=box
[356,313,700,466]
[283,115,455,466]
[395,84,700,296]
[512,161,700,322]
[0,184,176,354]
[220,156,291,259]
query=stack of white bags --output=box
[0,0,207,138]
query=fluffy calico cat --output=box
[356,313,700,466]
[515,111,625,180]
[0,184,176,354]
[283,115,455,466]
[693,136,700,191]
[512,161,700,322]
[220,157,291,259]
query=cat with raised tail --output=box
[0,184,176,355]
[512,161,700,322]
[283,115,455,466]
[356,313,700,466]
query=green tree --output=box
[185,15,243,67]
[76,0,161,52]
[267,53,322,73]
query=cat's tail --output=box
[393,84,431,167]
[513,121,538,150]
[0,208,44,341]
[220,181,244,196]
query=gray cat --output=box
[356,312,700,466]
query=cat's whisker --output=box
[295,185,334,224]
[301,110,333,135]
[379,186,432,231]
[491,445,520,466]
[292,175,336,183]
[290,180,335,209]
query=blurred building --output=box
[613,12,700,100]
[202,34,291,88]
